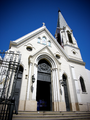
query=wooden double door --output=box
[36,59,52,111]
[37,80,52,111]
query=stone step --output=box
[12,111,90,120]
[12,117,90,120]
[15,111,90,116]
[13,114,90,117]
[17,111,90,114]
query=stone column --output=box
[27,62,32,100]
[55,69,60,111]
[52,68,61,111]
[25,62,37,111]
[52,68,57,111]
[54,69,57,102]
[32,64,38,100]
[56,69,60,102]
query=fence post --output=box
[8,97,15,120]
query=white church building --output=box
[0,10,90,111]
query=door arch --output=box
[62,74,70,111]
[36,59,52,111]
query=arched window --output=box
[62,74,67,81]
[42,36,46,45]
[48,41,51,47]
[80,77,86,92]
[67,31,73,44]
[37,37,41,43]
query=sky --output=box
[0,0,90,70]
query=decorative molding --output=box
[64,44,80,50]
[38,63,51,73]
[34,63,38,67]
[68,58,85,66]
[32,46,61,65]
[30,62,33,66]
[52,68,58,71]
[24,43,33,47]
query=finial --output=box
[42,22,45,26]
[58,9,61,12]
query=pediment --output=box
[9,25,68,58]
[9,26,55,48]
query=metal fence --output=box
[0,50,21,120]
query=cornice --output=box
[68,57,85,66]
[9,26,46,48]
[64,44,80,50]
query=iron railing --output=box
[0,50,21,120]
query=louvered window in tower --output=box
[67,31,73,44]
[57,33,61,45]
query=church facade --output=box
[1,10,90,111]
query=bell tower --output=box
[55,10,83,61]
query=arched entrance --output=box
[62,74,70,111]
[36,59,52,111]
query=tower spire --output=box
[58,9,61,12]
[57,10,67,28]
[55,10,68,48]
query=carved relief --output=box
[38,63,51,73]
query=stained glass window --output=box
[42,36,46,45]
[38,37,41,43]
[48,41,51,47]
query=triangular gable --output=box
[10,25,68,59]
[9,26,46,47]
[30,45,61,65]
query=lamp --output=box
[59,79,65,86]
[32,74,35,83]
[59,79,62,84]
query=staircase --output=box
[12,111,90,120]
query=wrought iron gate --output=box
[0,50,21,120]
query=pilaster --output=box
[32,63,38,100]
[27,62,33,100]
